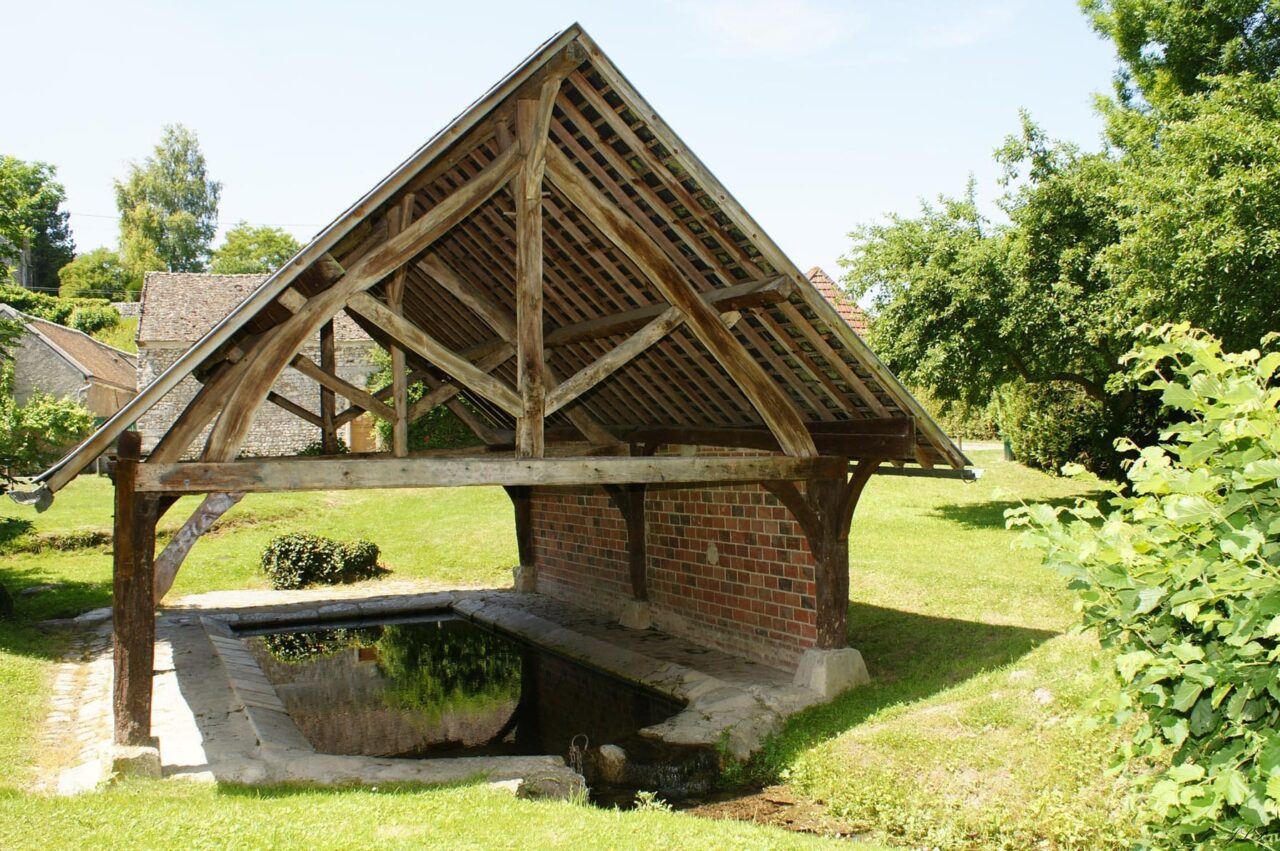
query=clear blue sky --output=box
[6,0,1117,283]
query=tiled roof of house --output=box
[806,266,868,335]
[137,272,371,344]
[0,305,137,390]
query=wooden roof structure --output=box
[18,24,966,508]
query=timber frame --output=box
[17,25,970,746]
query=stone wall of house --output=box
[112,302,141,320]
[529,477,819,671]
[136,342,379,457]
[13,334,87,406]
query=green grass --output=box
[0,449,1132,848]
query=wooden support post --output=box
[504,485,536,591]
[764,459,881,650]
[605,484,648,601]
[112,431,158,747]
[514,81,557,458]
[387,195,414,457]
[319,319,339,454]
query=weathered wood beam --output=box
[544,307,684,415]
[290,353,396,421]
[406,344,514,421]
[514,80,559,458]
[203,143,520,463]
[154,491,243,601]
[604,484,648,602]
[134,455,847,494]
[544,146,816,458]
[615,420,915,460]
[545,276,790,347]
[319,320,339,453]
[386,195,415,457]
[267,391,323,428]
[112,432,157,746]
[346,292,523,417]
[504,485,535,589]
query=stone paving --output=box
[38,580,827,795]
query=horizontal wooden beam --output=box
[543,276,791,348]
[290,354,396,421]
[347,292,523,417]
[134,455,848,494]
[615,420,916,460]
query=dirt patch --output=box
[683,786,867,839]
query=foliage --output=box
[0,392,95,475]
[210,222,301,274]
[995,379,1111,476]
[1081,0,1280,106]
[114,124,222,288]
[367,347,484,451]
[66,305,120,336]
[57,247,131,300]
[298,437,348,456]
[1100,74,1280,355]
[1009,324,1280,847]
[376,621,521,721]
[259,532,380,590]
[0,283,115,325]
[261,627,377,664]
[0,156,74,292]
[89,316,137,354]
[906,386,997,442]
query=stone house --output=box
[1,304,137,418]
[135,272,380,457]
[806,267,868,334]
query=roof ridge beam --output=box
[543,145,817,458]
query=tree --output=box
[0,156,75,293]
[1082,0,1280,106]
[58,247,131,300]
[114,124,221,286]
[210,222,301,274]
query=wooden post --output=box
[606,484,648,601]
[505,485,536,591]
[319,319,339,454]
[514,90,553,458]
[112,431,158,746]
[387,196,414,457]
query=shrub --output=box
[0,283,113,325]
[1009,324,1280,847]
[298,437,348,456]
[259,533,380,590]
[996,379,1108,473]
[0,392,96,475]
[66,304,120,335]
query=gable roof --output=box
[1,305,137,391]
[806,267,868,335]
[138,272,370,344]
[25,24,967,498]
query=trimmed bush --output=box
[259,533,380,590]
[1010,324,1280,847]
[67,304,121,335]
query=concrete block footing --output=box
[512,564,537,593]
[793,647,870,698]
[618,600,651,630]
[112,744,162,778]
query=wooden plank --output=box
[346,292,523,417]
[267,392,323,428]
[135,455,847,494]
[111,432,157,746]
[387,194,415,457]
[616,421,914,460]
[545,307,684,414]
[514,85,558,458]
[319,319,339,453]
[544,146,817,458]
[543,276,790,347]
[290,353,396,421]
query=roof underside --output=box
[30,24,966,494]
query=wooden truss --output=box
[97,31,970,746]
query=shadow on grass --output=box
[0,561,110,660]
[743,602,1057,784]
[0,518,34,548]
[930,493,1106,530]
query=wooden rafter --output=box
[290,353,396,421]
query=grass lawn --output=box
[0,449,1133,848]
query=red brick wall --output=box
[530,481,818,670]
